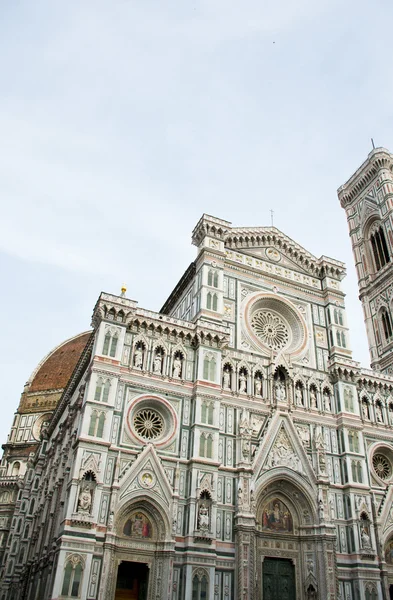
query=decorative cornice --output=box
[338,147,393,208]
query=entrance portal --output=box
[115,561,149,600]
[263,557,295,600]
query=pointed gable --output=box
[118,444,174,510]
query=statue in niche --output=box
[306,585,317,600]
[134,346,143,369]
[78,486,92,513]
[310,388,317,409]
[324,390,331,412]
[360,525,372,549]
[153,351,163,374]
[362,401,369,420]
[295,386,303,407]
[242,439,250,459]
[237,485,244,507]
[275,380,286,402]
[239,372,247,394]
[318,499,324,521]
[254,376,262,397]
[376,403,383,423]
[318,452,326,474]
[172,355,182,378]
[389,404,393,425]
[198,503,209,531]
[223,367,231,390]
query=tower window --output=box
[370,226,390,272]
[381,308,393,342]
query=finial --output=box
[270,209,274,226]
[120,283,127,297]
[371,138,375,149]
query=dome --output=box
[28,332,92,393]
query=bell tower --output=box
[338,147,393,373]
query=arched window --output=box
[11,462,20,477]
[203,354,216,382]
[348,431,354,452]
[102,333,111,355]
[199,434,206,457]
[192,572,209,600]
[97,413,105,438]
[341,332,346,348]
[334,309,339,325]
[206,292,212,310]
[88,411,98,436]
[357,461,363,483]
[212,294,218,311]
[207,269,219,288]
[94,378,103,402]
[102,380,110,403]
[336,331,341,346]
[206,435,213,458]
[381,308,393,342]
[201,402,214,425]
[207,403,214,425]
[370,225,390,272]
[102,331,118,357]
[61,558,84,598]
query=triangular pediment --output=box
[253,414,316,486]
[118,444,174,509]
[224,227,322,278]
[360,197,379,227]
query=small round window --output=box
[127,394,177,448]
[373,453,392,480]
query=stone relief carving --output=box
[265,428,301,473]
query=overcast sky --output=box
[1,0,393,446]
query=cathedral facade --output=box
[2,148,393,600]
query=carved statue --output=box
[223,368,231,390]
[362,401,369,419]
[361,526,372,549]
[324,390,331,412]
[242,439,250,459]
[237,485,243,506]
[275,381,286,402]
[254,377,262,396]
[134,347,143,369]
[198,504,209,530]
[318,499,324,521]
[78,486,92,513]
[376,404,383,423]
[295,387,303,407]
[153,353,162,374]
[172,356,182,378]
[239,373,247,394]
[310,388,317,408]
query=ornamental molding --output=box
[338,148,393,208]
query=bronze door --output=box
[263,557,295,600]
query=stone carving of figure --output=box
[318,452,326,474]
[295,386,303,407]
[250,490,256,513]
[153,352,163,374]
[376,404,383,423]
[239,372,247,394]
[78,486,92,513]
[242,439,250,459]
[134,346,143,369]
[362,401,369,420]
[254,376,262,397]
[324,390,331,412]
[198,504,209,530]
[172,355,182,378]
[361,526,372,549]
[275,381,286,402]
[223,368,231,391]
[310,388,317,409]
[318,499,324,521]
[237,485,243,507]
[389,405,393,425]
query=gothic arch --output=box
[115,496,171,543]
[253,470,318,527]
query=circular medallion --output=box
[139,471,156,488]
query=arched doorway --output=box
[250,474,334,600]
[100,499,174,600]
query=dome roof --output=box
[28,332,92,393]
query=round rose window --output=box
[244,293,307,356]
[373,453,392,480]
[134,409,164,440]
[251,310,289,351]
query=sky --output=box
[1,0,393,446]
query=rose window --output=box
[372,454,392,480]
[251,310,289,351]
[134,409,164,440]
